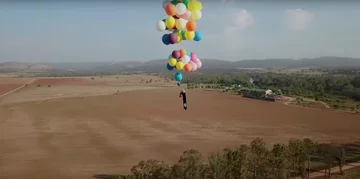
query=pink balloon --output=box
[181,10,191,20]
[190,61,198,71]
[190,53,197,62]
[195,59,202,68]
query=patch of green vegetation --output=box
[100,138,360,179]
[182,72,360,111]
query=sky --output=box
[0,0,360,62]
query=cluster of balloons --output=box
[156,0,203,45]
[156,0,204,85]
[166,49,202,82]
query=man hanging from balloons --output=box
[156,0,203,110]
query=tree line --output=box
[115,138,359,179]
[182,73,360,99]
[181,73,360,109]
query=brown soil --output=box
[1,89,360,179]
[0,78,32,95]
[0,78,32,84]
[34,78,89,86]
[0,84,23,95]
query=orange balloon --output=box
[165,4,176,16]
[179,49,186,57]
[186,21,196,31]
[184,64,192,72]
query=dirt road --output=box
[0,78,35,98]
[302,162,360,179]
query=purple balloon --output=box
[172,50,181,59]
[168,33,177,44]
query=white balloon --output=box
[162,0,171,9]
[156,20,166,32]
[182,55,190,64]
[175,18,187,30]
[175,3,187,16]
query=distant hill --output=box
[115,57,360,72]
[232,57,360,69]
[1,57,360,73]
[0,62,51,72]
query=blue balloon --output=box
[167,63,174,71]
[174,72,182,81]
[162,34,169,45]
[186,51,191,56]
[168,55,172,60]
[194,31,202,42]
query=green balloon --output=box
[180,30,186,40]
[171,0,179,5]
[183,0,189,7]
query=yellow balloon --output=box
[189,10,202,21]
[188,0,196,11]
[195,1,202,10]
[168,58,177,67]
[165,16,175,29]
[176,32,182,43]
[184,30,195,40]
[176,61,184,70]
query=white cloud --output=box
[224,9,255,34]
[285,9,315,31]
[178,8,255,60]
[200,9,255,57]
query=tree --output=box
[287,139,308,178]
[248,138,270,179]
[333,147,346,175]
[207,152,226,179]
[302,138,318,178]
[124,138,355,179]
[130,159,170,179]
[268,143,289,179]
[316,144,334,178]
[171,149,206,179]
[222,146,249,179]
[351,76,360,88]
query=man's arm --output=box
[179,92,183,97]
